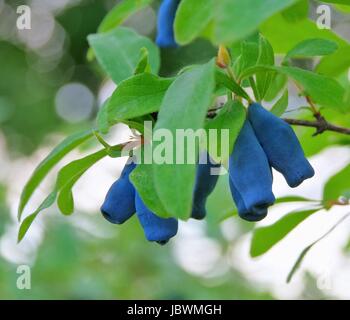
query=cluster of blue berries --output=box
[101,103,314,244]
[100,1,314,245]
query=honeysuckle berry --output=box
[229,121,275,221]
[156,0,180,48]
[191,152,221,220]
[135,192,178,244]
[101,161,136,224]
[248,103,315,188]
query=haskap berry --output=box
[191,152,221,220]
[229,121,275,221]
[156,0,180,48]
[101,160,178,244]
[135,192,178,245]
[101,162,136,224]
[248,103,315,188]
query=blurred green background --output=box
[0,0,350,300]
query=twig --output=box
[283,118,350,136]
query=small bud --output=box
[216,45,231,69]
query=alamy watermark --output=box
[120,121,230,174]
[16,5,31,30]
[16,265,31,290]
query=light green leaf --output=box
[130,163,170,218]
[285,39,338,59]
[323,164,350,202]
[18,192,57,243]
[321,0,350,5]
[205,101,246,163]
[255,35,275,100]
[134,47,152,75]
[98,0,154,33]
[270,90,288,117]
[281,0,309,23]
[206,174,237,224]
[152,60,215,220]
[234,41,259,79]
[174,0,215,45]
[250,209,320,257]
[275,196,320,204]
[88,27,160,84]
[214,0,298,44]
[18,129,93,221]
[56,149,108,190]
[108,73,173,122]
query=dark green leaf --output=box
[215,70,250,100]
[108,73,173,122]
[152,60,215,220]
[205,100,246,163]
[130,163,170,218]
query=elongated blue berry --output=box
[248,103,315,188]
[191,152,221,220]
[100,161,136,224]
[229,121,275,221]
[156,0,180,48]
[135,192,178,244]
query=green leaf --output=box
[275,196,320,204]
[323,164,350,202]
[321,0,350,5]
[55,148,110,216]
[214,0,298,44]
[255,35,275,100]
[134,47,152,75]
[174,0,215,45]
[18,129,93,221]
[281,0,309,23]
[18,192,57,243]
[250,209,320,257]
[56,149,108,190]
[285,39,338,60]
[206,174,237,224]
[242,65,347,112]
[270,90,288,117]
[261,14,348,54]
[264,73,288,101]
[98,0,154,33]
[108,73,173,122]
[88,27,160,84]
[287,213,350,283]
[130,163,170,218]
[97,99,110,134]
[233,41,259,79]
[215,70,250,100]
[205,101,246,163]
[152,60,215,220]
